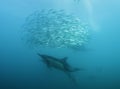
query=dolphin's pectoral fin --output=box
[45,61,52,68]
[46,63,51,68]
[61,57,68,64]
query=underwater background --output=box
[0,0,120,89]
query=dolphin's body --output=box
[38,54,80,72]
[37,54,80,82]
[38,53,81,87]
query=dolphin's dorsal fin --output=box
[61,57,68,63]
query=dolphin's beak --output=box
[37,53,42,57]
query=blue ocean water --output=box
[0,0,120,89]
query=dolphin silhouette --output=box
[37,53,81,83]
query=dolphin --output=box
[37,53,81,83]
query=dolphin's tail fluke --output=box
[70,67,84,72]
[65,72,80,88]
[66,72,76,82]
[72,68,80,72]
